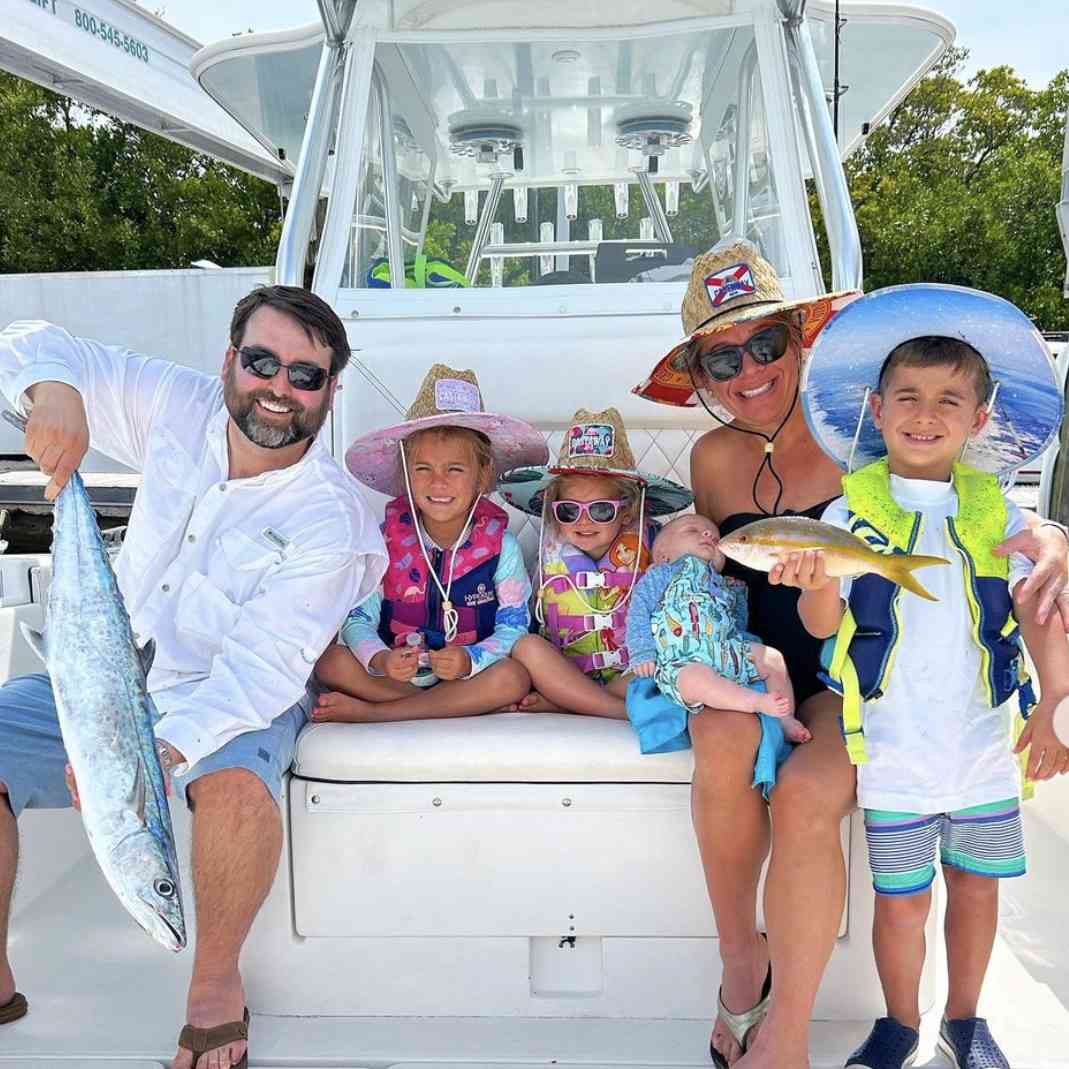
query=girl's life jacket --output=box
[379,496,507,649]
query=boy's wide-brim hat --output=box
[801,283,1064,476]
[632,237,860,408]
[498,406,693,517]
[345,363,549,496]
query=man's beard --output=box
[223,364,329,449]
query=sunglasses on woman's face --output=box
[552,498,625,525]
[238,346,332,392]
[691,323,791,383]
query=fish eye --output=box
[154,878,176,898]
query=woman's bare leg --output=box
[690,708,771,1066]
[738,690,856,1069]
[512,635,627,718]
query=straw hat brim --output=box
[498,466,694,517]
[801,283,1063,476]
[345,412,549,496]
[633,290,861,409]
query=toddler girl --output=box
[499,407,691,717]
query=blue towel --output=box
[626,676,793,797]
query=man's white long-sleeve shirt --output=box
[0,320,388,772]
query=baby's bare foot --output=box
[755,691,792,717]
[779,715,812,743]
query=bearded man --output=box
[0,286,387,1068]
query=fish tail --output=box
[884,553,950,602]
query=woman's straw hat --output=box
[633,238,860,408]
[345,363,549,496]
[498,407,692,517]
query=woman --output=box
[632,239,1069,1068]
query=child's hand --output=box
[1014,699,1069,780]
[382,646,419,682]
[770,549,834,591]
[429,646,472,681]
[633,660,656,678]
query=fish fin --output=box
[129,760,147,822]
[19,623,46,663]
[885,553,950,602]
[137,638,156,676]
[1,410,27,433]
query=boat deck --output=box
[6,776,1069,1067]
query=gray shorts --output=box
[0,672,311,816]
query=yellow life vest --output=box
[824,459,1033,778]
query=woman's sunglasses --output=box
[551,498,625,525]
[690,323,791,383]
[238,346,331,392]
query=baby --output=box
[626,514,810,743]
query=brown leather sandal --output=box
[177,1007,250,1069]
[0,992,27,1025]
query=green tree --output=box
[0,71,281,273]
[812,49,1069,329]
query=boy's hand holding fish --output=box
[770,548,835,593]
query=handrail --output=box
[372,65,406,290]
[275,41,348,286]
[783,14,863,290]
[275,1,356,285]
[636,169,673,243]
[731,41,758,240]
[316,0,357,46]
[465,173,508,283]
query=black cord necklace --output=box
[688,362,799,517]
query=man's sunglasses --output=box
[238,346,332,392]
[690,323,791,383]
[552,499,625,525]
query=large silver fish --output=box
[9,414,186,950]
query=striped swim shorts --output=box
[863,799,1026,896]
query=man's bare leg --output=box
[312,658,532,723]
[0,787,16,1008]
[737,692,856,1068]
[511,635,627,718]
[172,769,282,1069]
[690,710,771,1066]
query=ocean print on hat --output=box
[801,283,1063,476]
[632,237,860,410]
[345,363,549,496]
[498,406,693,517]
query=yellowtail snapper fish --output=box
[718,515,949,602]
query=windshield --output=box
[339,23,784,290]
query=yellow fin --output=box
[882,553,950,602]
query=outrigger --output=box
[4,1,1069,1065]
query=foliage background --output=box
[2,48,1067,327]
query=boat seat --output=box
[293,712,692,783]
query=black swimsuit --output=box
[720,499,836,707]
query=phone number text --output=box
[73,8,151,63]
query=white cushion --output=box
[293,712,694,783]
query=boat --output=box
[5,2,1069,1064]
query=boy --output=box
[783,298,1069,1068]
